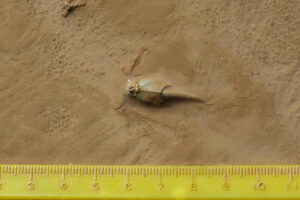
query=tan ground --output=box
[0,0,299,165]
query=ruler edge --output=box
[0,165,300,199]
[0,164,299,176]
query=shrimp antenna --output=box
[116,48,147,111]
[129,47,147,74]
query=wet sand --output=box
[0,0,299,164]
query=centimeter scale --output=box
[0,165,299,199]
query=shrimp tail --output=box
[161,88,205,103]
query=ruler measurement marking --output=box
[60,168,67,190]
[109,166,112,177]
[92,170,100,191]
[0,165,300,176]
[26,168,34,190]
[8,165,11,174]
[80,166,84,176]
[0,166,2,190]
[158,173,164,190]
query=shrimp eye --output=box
[129,86,135,94]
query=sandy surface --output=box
[0,0,299,165]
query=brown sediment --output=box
[0,0,299,165]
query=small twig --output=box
[62,0,86,17]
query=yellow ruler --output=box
[0,165,299,199]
